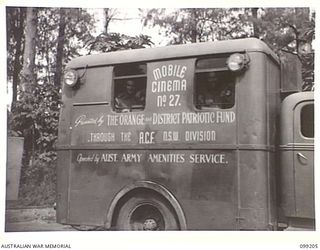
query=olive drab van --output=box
[56,38,315,230]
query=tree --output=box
[7,7,154,206]
[245,8,315,90]
[6,7,26,103]
[35,8,96,86]
[21,8,37,91]
[85,32,153,54]
[141,8,217,44]
[84,8,153,54]
[15,7,38,166]
[7,7,97,205]
[54,8,67,87]
[104,8,118,33]
[141,8,255,44]
[141,8,315,89]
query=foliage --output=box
[7,7,153,206]
[246,8,315,90]
[7,7,26,102]
[85,32,153,54]
[8,82,61,206]
[18,158,57,206]
[141,8,253,44]
[6,7,26,81]
[141,8,315,89]
[36,8,96,86]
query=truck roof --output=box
[280,91,314,145]
[282,91,314,111]
[67,37,279,69]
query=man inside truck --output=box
[115,79,145,112]
[196,71,234,109]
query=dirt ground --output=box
[5,207,75,232]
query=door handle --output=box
[297,152,308,165]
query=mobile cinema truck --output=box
[56,38,314,230]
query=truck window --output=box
[195,57,235,109]
[113,63,147,112]
[301,104,314,138]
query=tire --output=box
[115,192,179,230]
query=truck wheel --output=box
[115,193,179,230]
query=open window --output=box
[194,57,236,109]
[113,63,147,112]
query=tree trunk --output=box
[104,8,115,33]
[12,7,26,103]
[251,8,260,38]
[54,8,67,87]
[190,9,197,43]
[20,7,38,166]
[21,7,37,91]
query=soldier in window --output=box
[197,72,234,109]
[115,80,145,111]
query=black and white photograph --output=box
[1,1,319,249]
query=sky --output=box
[89,8,170,46]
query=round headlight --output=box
[226,53,249,72]
[64,69,78,87]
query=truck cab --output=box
[280,91,315,230]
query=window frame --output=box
[112,63,147,112]
[194,56,236,110]
[300,103,314,139]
